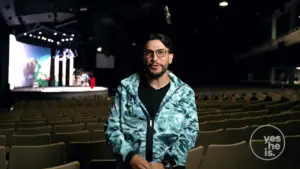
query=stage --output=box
[11,86,109,100]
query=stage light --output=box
[97,47,102,52]
[70,38,73,41]
[54,32,57,35]
[63,33,66,36]
[57,41,60,45]
[24,33,27,36]
[29,34,32,37]
[71,34,74,37]
[219,1,228,7]
[39,32,42,34]
[132,43,136,46]
[296,67,300,70]
[164,6,172,24]
[61,39,65,42]
[37,36,40,39]
[66,39,69,41]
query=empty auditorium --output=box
[0,0,300,169]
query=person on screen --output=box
[23,60,38,86]
[104,34,199,169]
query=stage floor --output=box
[11,86,109,100]
[12,86,108,93]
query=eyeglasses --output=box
[143,49,168,58]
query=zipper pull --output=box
[149,119,152,127]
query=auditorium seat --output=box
[196,129,224,149]
[285,111,300,120]
[223,112,237,119]
[8,142,65,169]
[207,119,227,130]
[47,117,71,122]
[273,120,300,135]
[88,159,116,169]
[268,135,300,169]
[0,123,15,130]
[199,141,246,169]
[243,110,268,118]
[44,161,80,169]
[48,120,73,126]
[224,126,249,144]
[11,133,51,146]
[0,119,18,124]
[203,114,223,122]
[186,146,204,169]
[17,121,46,128]
[20,117,46,122]
[243,140,270,169]
[199,122,209,131]
[72,118,99,124]
[86,123,104,132]
[226,118,246,128]
[54,123,85,134]
[0,146,5,169]
[53,131,90,144]
[66,141,115,169]
[245,116,263,126]
[0,128,14,146]
[16,126,52,135]
[92,130,105,141]
[0,135,6,146]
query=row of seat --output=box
[195,124,299,148]
[0,118,107,127]
[199,109,300,121]
[189,135,300,169]
[0,141,115,169]
[0,126,105,146]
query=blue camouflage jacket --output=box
[104,71,199,168]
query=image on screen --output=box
[9,34,51,89]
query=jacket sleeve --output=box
[163,87,199,166]
[104,85,135,162]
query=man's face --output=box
[143,40,174,79]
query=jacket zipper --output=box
[146,85,185,162]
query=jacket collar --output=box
[121,70,185,100]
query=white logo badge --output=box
[249,124,285,161]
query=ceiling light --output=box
[54,32,57,35]
[70,38,73,41]
[296,67,300,70]
[29,34,32,37]
[66,39,69,41]
[71,34,74,37]
[80,7,88,11]
[61,39,65,42]
[63,33,66,36]
[24,33,27,36]
[97,47,102,52]
[37,36,40,39]
[39,32,42,34]
[219,1,228,7]
[57,42,60,45]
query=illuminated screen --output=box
[9,34,51,88]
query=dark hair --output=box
[145,33,173,53]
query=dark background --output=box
[0,0,299,93]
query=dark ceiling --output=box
[1,0,288,57]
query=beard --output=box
[145,63,168,79]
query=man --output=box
[104,34,199,169]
